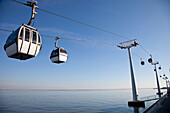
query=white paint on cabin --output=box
[20,41,30,54]
[28,43,37,55]
[59,53,67,62]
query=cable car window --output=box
[51,50,58,57]
[38,34,41,43]
[5,28,20,47]
[25,28,30,42]
[51,52,55,56]
[32,31,37,44]
[56,51,59,55]
[19,28,23,39]
[54,52,56,56]
[60,49,67,54]
[53,52,56,56]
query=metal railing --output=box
[140,95,159,102]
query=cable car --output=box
[4,24,42,60]
[50,47,68,63]
[141,61,145,65]
[4,0,41,60]
[148,58,152,63]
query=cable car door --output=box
[18,27,24,52]
[20,28,31,54]
[28,31,37,55]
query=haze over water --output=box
[0,88,165,113]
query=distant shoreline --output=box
[0,88,153,91]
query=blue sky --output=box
[0,0,170,89]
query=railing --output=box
[140,95,159,102]
[143,94,167,113]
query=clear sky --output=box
[0,0,170,90]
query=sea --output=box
[0,88,166,113]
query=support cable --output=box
[131,52,142,59]
[11,0,129,40]
[6,0,163,64]
[11,0,25,5]
[0,28,147,58]
[139,44,151,56]
[10,0,159,58]
[41,35,115,46]
[139,44,157,62]
[0,29,13,32]
[0,28,163,68]
[0,28,115,46]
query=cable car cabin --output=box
[4,24,42,60]
[50,47,68,64]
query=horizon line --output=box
[0,88,154,91]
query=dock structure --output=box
[144,89,170,113]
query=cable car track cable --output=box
[0,29,13,32]
[131,52,142,59]
[11,0,153,57]
[11,0,153,58]
[3,0,161,63]
[139,44,157,62]
[139,44,151,56]
[0,28,160,66]
[1,1,165,68]
[0,28,114,46]
[41,35,115,46]
[11,0,129,40]
[0,28,146,61]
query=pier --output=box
[144,89,170,113]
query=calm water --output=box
[0,89,166,113]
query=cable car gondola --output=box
[140,58,145,65]
[50,37,68,64]
[4,24,42,60]
[141,61,145,65]
[4,0,42,60]
[148,56,153,63]
[50,47,68,63]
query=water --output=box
[0,89,165,113]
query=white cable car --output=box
[50,37,68,64]
[50,47,68,63]
[4,0,42,60]
[4,24,42,60]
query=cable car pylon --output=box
[117,39,145,110]
[148,59,163,98]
